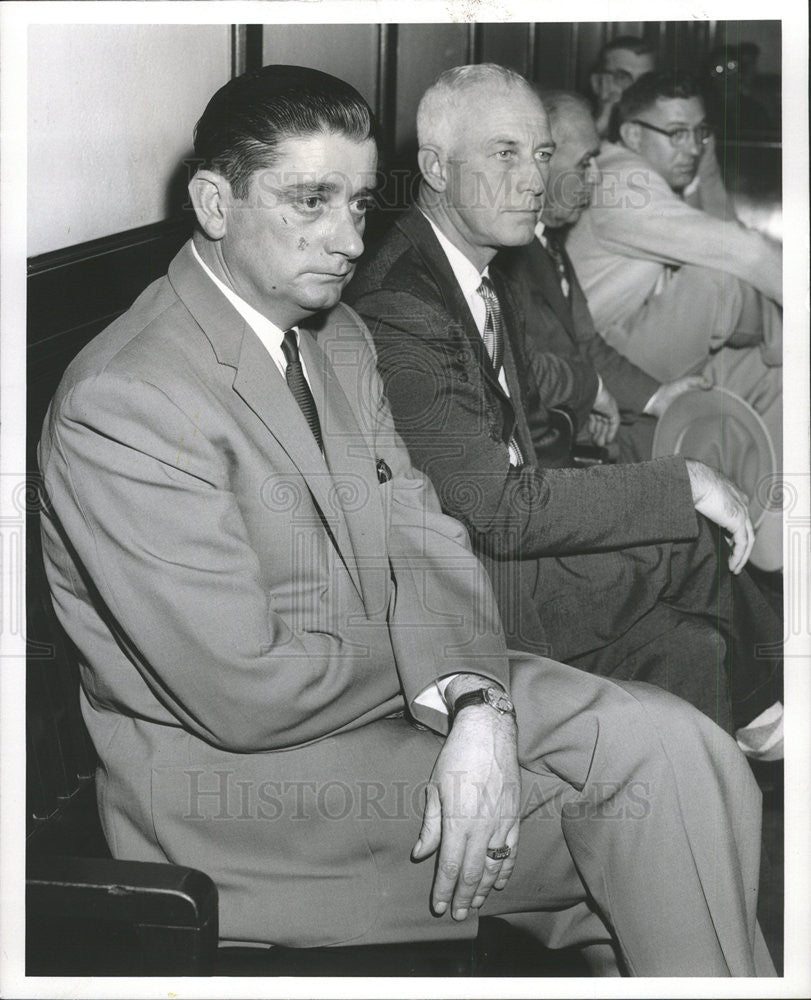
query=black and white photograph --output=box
[1,1,808,996]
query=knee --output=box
[589,679,741,779]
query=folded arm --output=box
[593,165,782,304]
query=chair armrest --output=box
[26,855,219,975]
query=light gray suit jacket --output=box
[38,240,511,946]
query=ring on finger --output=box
[486,845,512,861]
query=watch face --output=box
[486,687,515,714]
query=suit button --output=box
[458,372,469,383]
[456,349,471,364]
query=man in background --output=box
[566,71,782,464]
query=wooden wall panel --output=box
[394,23,469,155]
[532,23,578,91]
[261,23,379,108]
[480,23,531,76]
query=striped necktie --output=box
[476,275,505,374]
[475,277,523,466]
[281,329,323,452]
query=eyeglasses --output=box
[630,120,713,148]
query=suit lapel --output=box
[167,242,365,603]
[530,237,577,338]
[299,316,388,612]
[396,208,513,403]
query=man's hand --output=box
[588,383,620,447]
[645,375,711,418]
[412,678,520,921]
[685,459,755,573]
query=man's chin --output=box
[501,219,539,247]
[300,283,347,314]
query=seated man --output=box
[346,63,781,746]
[497,90,706,464]
[566,70,782,475]
[37,63,775,976]
[588,35,655,140]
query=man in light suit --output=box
[39,64,774,975]
[498,90,707,464]
[566,72,782,435]
[347,63,781,743]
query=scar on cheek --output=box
[297,237,308,250]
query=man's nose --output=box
[685,131,702,156]
[521,157,546,196]
[326,207,365,259]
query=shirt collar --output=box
[421,209,490,295]
[190,240,296,348]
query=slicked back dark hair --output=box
[193,64,377,199]
[617,71,704,125]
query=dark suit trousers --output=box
[513,516,781,733]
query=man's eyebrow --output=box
[661,119,707,128]
[279,180,340,196]
[277,179,379,197]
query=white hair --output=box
[538,90,596,144]
[417,63,537,151]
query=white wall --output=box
[28,25,231,256]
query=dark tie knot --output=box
[281,328,300,366]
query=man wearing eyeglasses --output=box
[567,71,782,499]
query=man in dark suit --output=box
[38,64,776,975]
[347,63,781,744]
[497,90,704,464]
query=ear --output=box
[619,121,642,152]
[188,169,231,240]
[417,145,447,194]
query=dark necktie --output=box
[544,232,571,299]
[281,329,323,452]
[475,277,523,466]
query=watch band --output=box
[450,686,516,723]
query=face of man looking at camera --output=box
[190,131,378,331]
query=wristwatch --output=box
[450,686,516,722]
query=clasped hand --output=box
[412,701,520,920]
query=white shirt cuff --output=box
[413,675,459,715]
